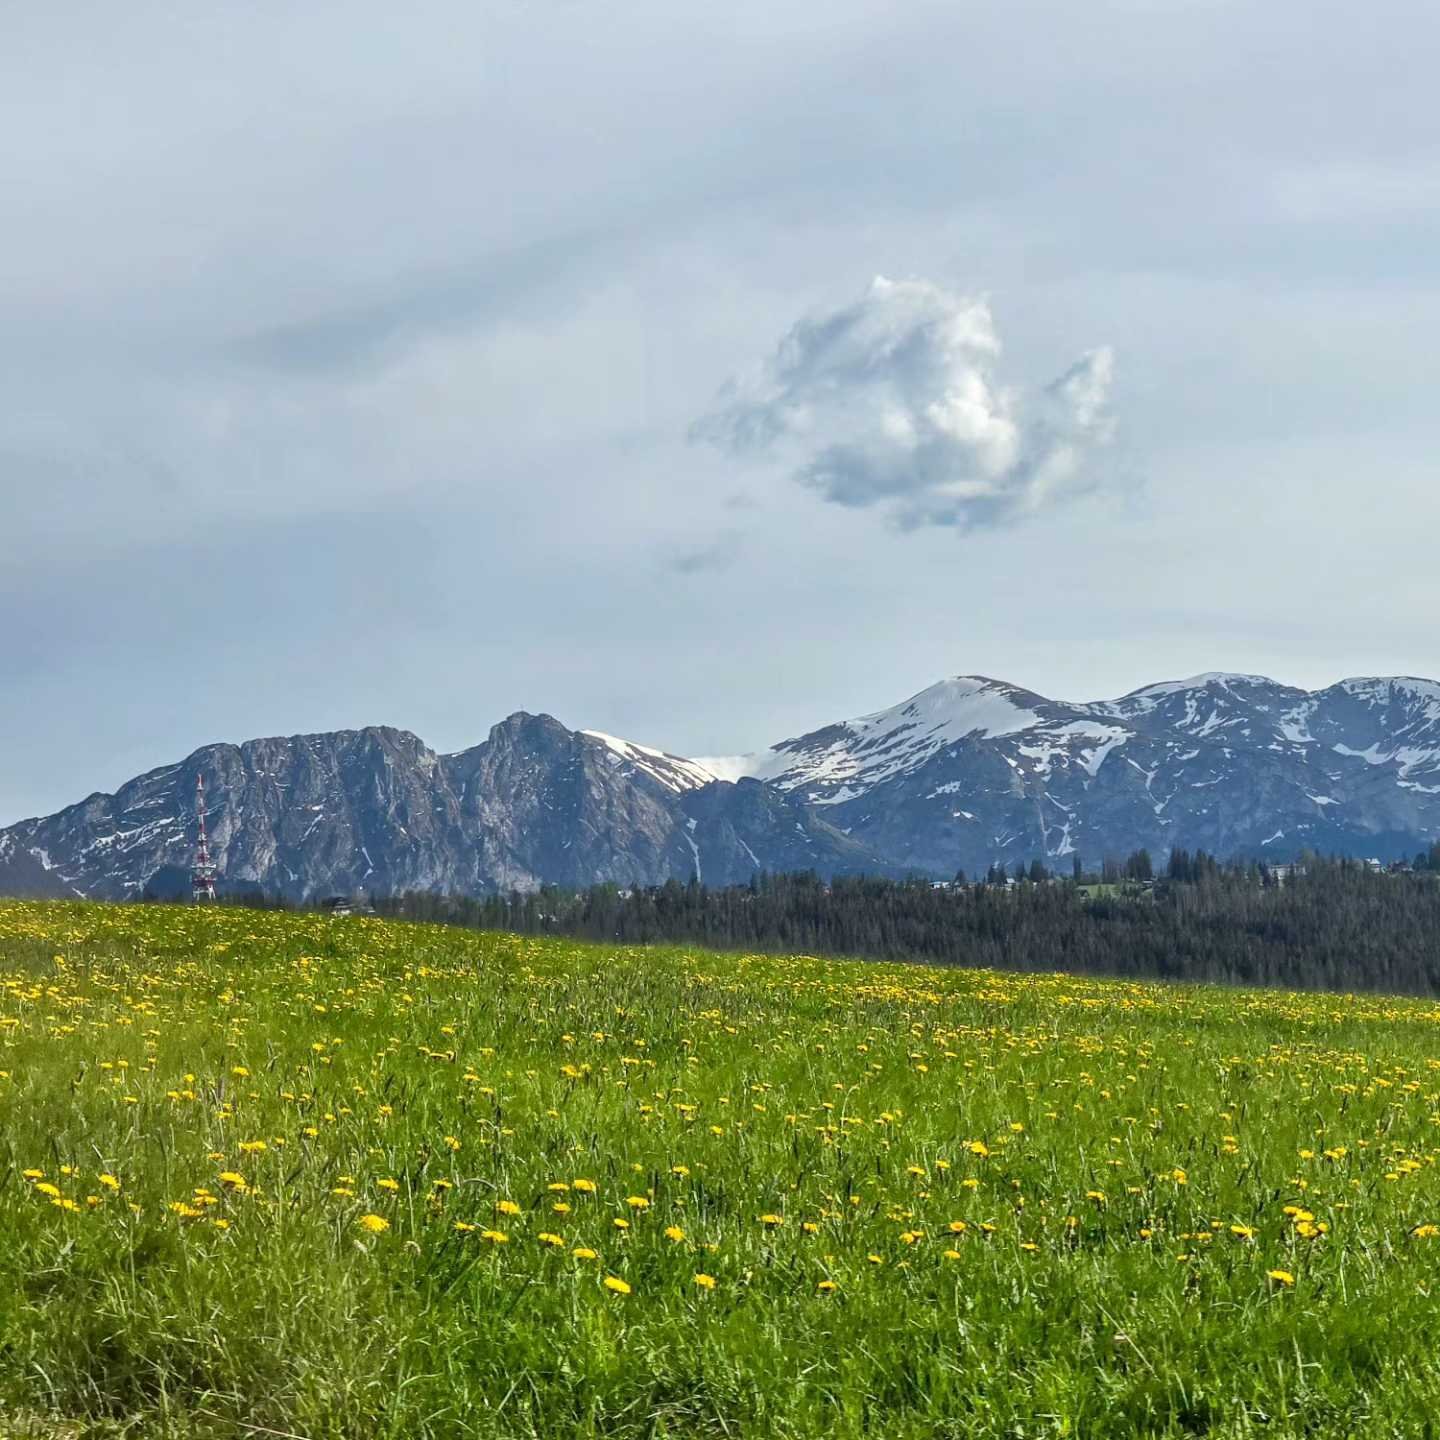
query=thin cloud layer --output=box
[693,276,1116,530]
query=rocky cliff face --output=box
[0,714,883,901]
[4,673,1438,901]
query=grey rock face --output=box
[0,715,885,901]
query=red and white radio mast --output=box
[191,774,218,903]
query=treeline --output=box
[375,850,1440,996]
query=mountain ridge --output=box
[2,672,1438,901]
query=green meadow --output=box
[3,899,1440,1438]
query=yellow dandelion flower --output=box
[1267,1269,1295,1287]
[357,1213,390,1235]
[693,1272,716,1289]
[604,1275,632,1295]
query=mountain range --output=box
[3,672,1438,902]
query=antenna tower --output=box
[191,774,218,903]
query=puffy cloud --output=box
[692,276,1116,530]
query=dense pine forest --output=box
[377,847,1440,996]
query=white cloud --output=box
[693,276,1116,530]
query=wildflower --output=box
[357,1214,390,1235]
[664,1225,686,1242]
[98,1174,121,1191]
[625,1195,650,1210]
[481,1229,509,1244]
[947,1220,968,1234]
[34,1182,61,1199]
[572,1179,597,1193]
[604,1275,632,1295]
[238,1140,267,1154]
[495,1199,521,1216]
[759,1213,784,1227]
[816,1279,838,1293]
[377,1178,401,1193]
[537,1232,566,1247]
[217,1172,247,1192]
[573,1247,598,1260]
[693,1272,716,1289]
[454,1221,476,1233]
[1267,1269,1295,1288]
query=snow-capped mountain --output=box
[2,673,1437,902]
[698,673,1440,874]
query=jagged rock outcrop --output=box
[0,714,885,901]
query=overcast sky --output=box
[4,0,1439,824]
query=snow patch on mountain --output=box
[581,732,720,793]
[704,678,1045,803]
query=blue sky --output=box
[4,0,1439,823]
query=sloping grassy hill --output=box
[2,901,1440,1438]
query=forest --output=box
[376,845,1440,996]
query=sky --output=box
[4,0,1440,825]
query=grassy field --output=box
[3,903,1440,1438]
